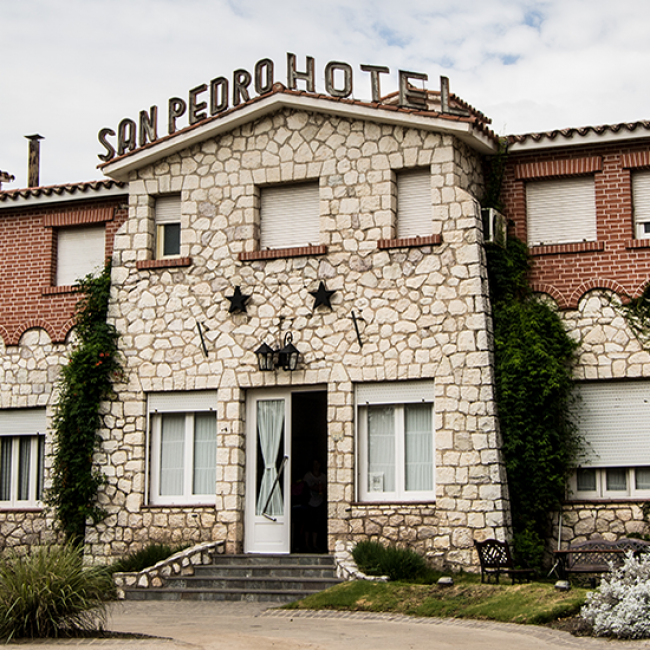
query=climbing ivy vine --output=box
[46,265,122,545]
[484,142,580,568]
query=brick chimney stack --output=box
[25,134,44,188]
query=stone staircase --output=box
[121,552,341,603]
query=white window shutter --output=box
[526,177,596,245]
[356,380,435,405]
[260,182,320,249]
[0,409,47,436]
[576,382,650,467]
[57,225,105,286]
[148,391,218,413]
[155,195,181,224]
[397,169,431,238]
[632,170,650,238]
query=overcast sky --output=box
[2,0,650,189]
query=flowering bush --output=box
[580,552,650,638]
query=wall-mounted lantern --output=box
[255,333,300,372]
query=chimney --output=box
[25,134,44,188]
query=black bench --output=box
[474,539,534,584]
[554,538,650,581]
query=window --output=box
[155,195,181,258]
[260,182,319,249]
[570,381,650,500]
[396,168,431,238]
[526,176,596,245]
[572,467,650,499]
[632,170,650,239]
[0,409,46,508]
[357,381,435,502]
[56,225,105,286]
[148,391,217,505]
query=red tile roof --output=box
[0,179,127,203]
[508,120,650,146]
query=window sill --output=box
[351,499,436,507]
[625,239,650,250]
[42,285,79,296]
[239,245,327,261]
[0,506,44,513]
[564,497,650,504]
[136,257,192,270]
[529,241,604,256]
[377,235,441,250]
[142,502,216,509]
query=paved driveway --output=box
[10,601,650,649]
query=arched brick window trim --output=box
[529,283,566,309]
[569,279,628,310]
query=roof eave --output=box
[101,93,497,181]
[509,127,650,153]
[0,182,128,210]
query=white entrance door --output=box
[244,389,291,553]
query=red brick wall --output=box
[502,141,650,308]
[0,198,127,345]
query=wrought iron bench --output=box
[474,539,534,584]
[554,538,650,581]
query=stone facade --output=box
[91,94,511,569]
[0,183,127,554]
[504,131,650,547]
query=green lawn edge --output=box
[283,579,588,626]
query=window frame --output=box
[631,169,650,239]
[356,381,436,503]
[155,195,182,259]
[525,176,597,246]
[0,435,45,509]
[570,467,650,500]
[396,167,432,238]
[259,181,320,250]
[147,391,217,506]
[56,224,106,286]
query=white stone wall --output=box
[550,290,650,543]
[0,330,64,551]
[89,107,511,568]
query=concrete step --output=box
[121,552,341,603]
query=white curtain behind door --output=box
[256,400,284,516]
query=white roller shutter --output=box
[155,195,181,224]
[0,409,47,436]
[356,380,435,405]
[57,225,105,286]
[576,381,650,467]
[526,177,596,245]
[632,170,650,238]
[260,182,320,249]
[397,169,432,238]
[148,391,218,413]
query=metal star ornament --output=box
[310,281,336,310]
[226,286,250,313]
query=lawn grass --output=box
[284,577,588,626]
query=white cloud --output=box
[2,0,650,187]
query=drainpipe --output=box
[25,134,44,188]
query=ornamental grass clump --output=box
[0,543,112,641]
[580,552,650,638]
[352,540,433,582]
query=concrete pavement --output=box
[9,600,650,648]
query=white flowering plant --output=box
[580,551,650,638]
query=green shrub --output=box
[109,542,189,574]
[352,541,433,582]
[0,544,112,640]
